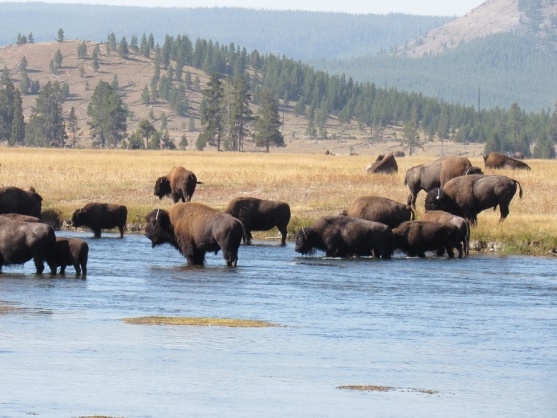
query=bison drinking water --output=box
[154,166,202,203]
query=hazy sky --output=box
[5,0,486,16]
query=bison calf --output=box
[294,215,393,259]
[393,220,463,259]
[224,197,291,245]
[72,203,127,238]
[55,237,89,275]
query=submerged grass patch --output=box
[122,316,281,327]
[337,385,439,395]
[0,306,23,315]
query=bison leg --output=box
[498,203,510,222]
[74,263,81,275]
[445,246,455,259]
[184,247,206,266]
[243,230,253,245]
[456,243,463,259]
[278,226,288,246]
[33,257,45,274]
[118,224,125,238]
[93,228,102,238]
[223,250,238,267]
[60,265,66,274]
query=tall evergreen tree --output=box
[199,73,225,151]
[0,69,16,142]
[118,36,129,59]
[67,106,79,147]
[10,89,25,146]
[27,81,66,146]
[87,80,127,148]
[254,89,285,152]
[56,28,64,42]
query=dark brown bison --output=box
[0,213,41,223]
[55,237,89,275]
[365,153,398,174]
[154,166,202,203]
[424,174,523,225]
[393,220,463,259]
[145,203,243,267]
[294,215,393,259]
[404,156,483,208]
[422,210,470,256]
[0,216,56,274]
[483,152,531,170]
[224,197,291,245]
[0,186,43,218]
[72,203,127,238]
[340,196,414,229]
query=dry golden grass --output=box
[1,146,556,254]
[122,316,280,327]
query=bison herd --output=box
[0,154,526,273]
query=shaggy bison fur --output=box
[393,220,463,259]
[404,156,483,208]
[422,210,470,256]
[424,174,522,225]
[0,186,43,218]
[483,152,531,170]
[294,215,393,259]
[340,195,414,229]
[365,153,398,174]
[145,203,244,267]
[0,216,56,274]
[72,203,127,238]
[224,197,291,245]
[0,213,41,223]
[154,166,202,203]
[55,237,89,275]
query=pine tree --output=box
[118,36,129,59]
[0,70,17,142]
[67,106,79,147]
[56,28,64,43]
[77,41,88,59]
[130,35,138,53]
[199,73,225,151]
[92,46,100,72]
[179,133,188,150]
[10,89,25,146]
[87,80,127,148]
[28,32,34,43]
[138,119,156,149]
[27,81,66,146]
[254,90,285,152]
[141,85,150,105]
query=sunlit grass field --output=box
[2,147,556,255]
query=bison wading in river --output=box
[72,203,127,238]
[421,210,470,256]
[55,237,89,276]
[340,195,414,229]
[404,156,483,208]
[224,197,291,245]
[0,186,43,218]
[145,202,243,267]
[294,215,393,259]
[393,220,463,259]
[424,174,523,225]
[0,216,56,274]
[154,166,202,203]
[483,152,531,170]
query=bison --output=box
[72,203,127,238]
[224,197,291,245]
[0,186,43,218]
[365,152,398,174]
[0,216,56,274]
[393,220,463,259]
[154,166,202,203]
[483,152,531,170]
[424,174,523,225]
[422,210,470,256]
[145,202,244,267]
[55,237,89,275]
[404,156,483,208]
[294,215,393,259]
[0,213,41,223]
[340,195,414,229]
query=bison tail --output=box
[515,180,523,198]
[410,208,415,221]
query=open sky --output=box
[3,0,487,16]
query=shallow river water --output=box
[1,231,556,418]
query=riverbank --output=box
[2,146,555,256]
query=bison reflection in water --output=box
[145,203,243,267]
[294,215,393,259]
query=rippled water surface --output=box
[1,232,556,418]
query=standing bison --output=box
[365,153,398,174]
[145,202,243,267]
[224,197,291,245]
[294,215,393,259]
[422,210,470,256]
[55,237,89,275]
[340,195,414,229]
[0,216,56,274]
[72,203,127,238]
[483,152,531,170]
[424,174,523,225]
[393,220,463,259]
[404,156,483,208]
[154,166,202,203]
[0,186,43,218]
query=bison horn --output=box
[436,189,441,200]
[301,227,307,239]
[155,209,160,221]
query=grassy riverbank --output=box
[2,147,556,256]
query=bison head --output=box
[71,209,86,228]
[144,209,175,248]
[154,177,171,199]
[294,227,317,255]
[424,188,463,217]
[466,166,483,175]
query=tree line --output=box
[1,31,556,157]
